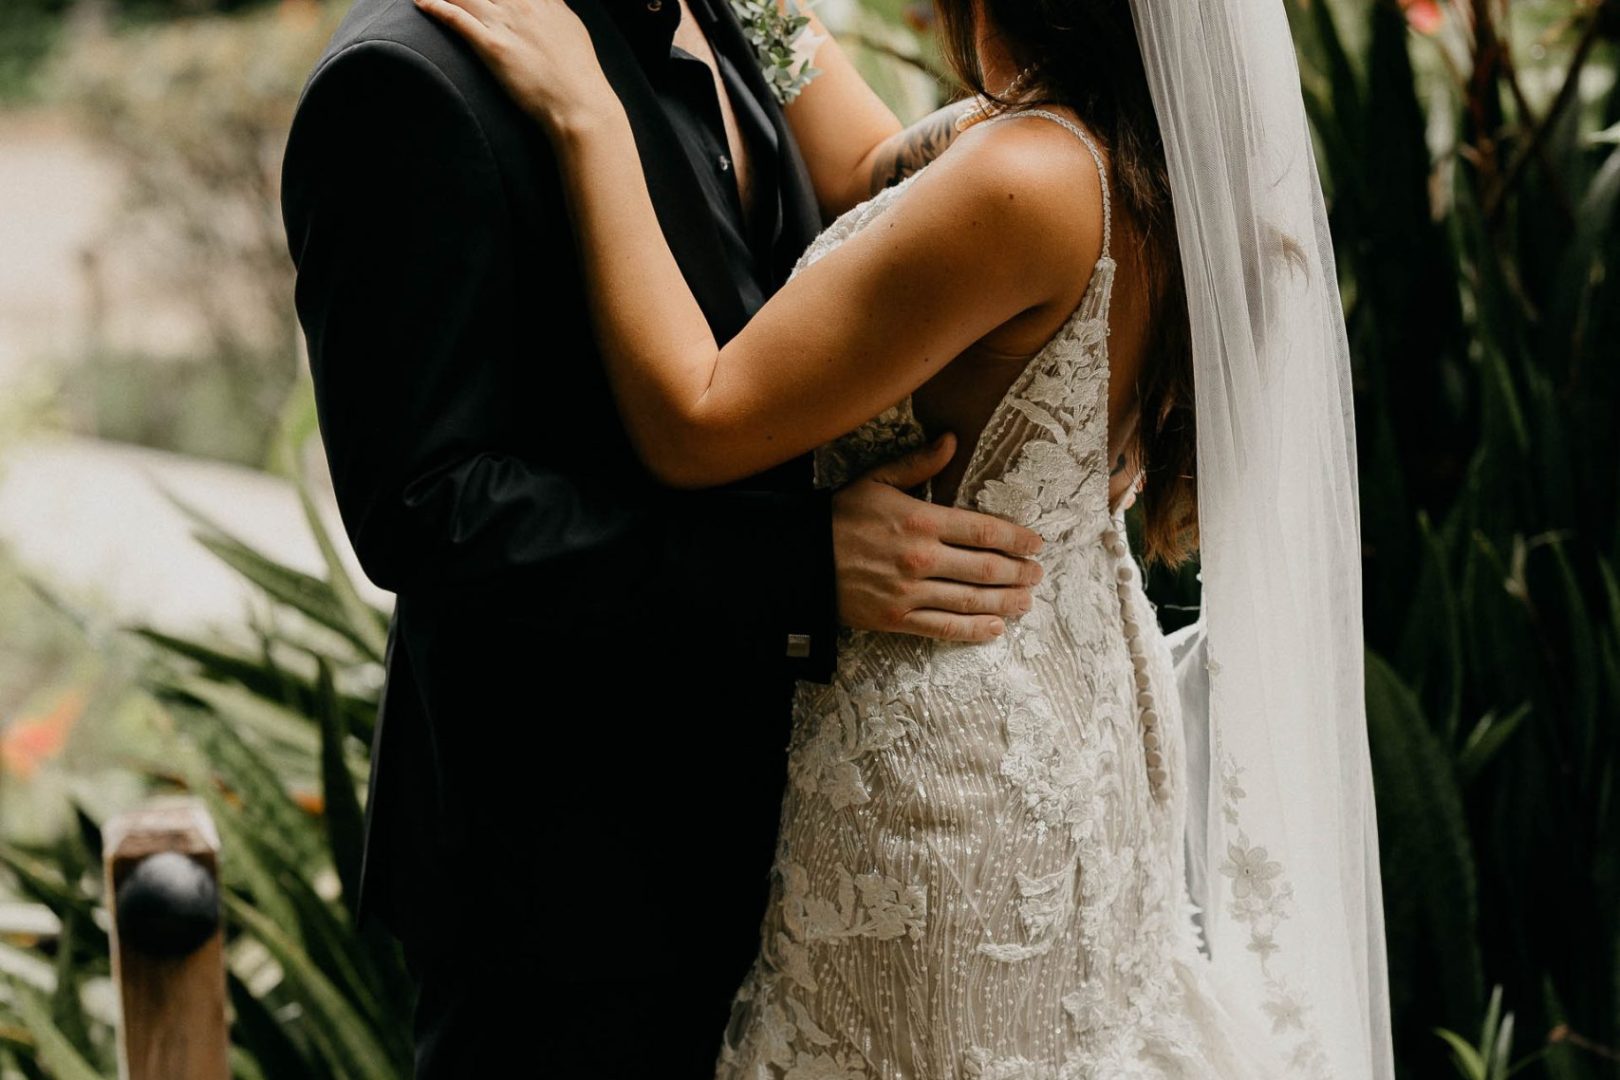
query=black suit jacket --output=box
[280,0,838,979]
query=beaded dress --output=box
[713,110,1294,1080]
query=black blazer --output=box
[280,0,838,975]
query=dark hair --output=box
[934,0,1198,566]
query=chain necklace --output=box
[954,65,1039,133]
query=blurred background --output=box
[0,0,1615,1076]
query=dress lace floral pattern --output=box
[714,113,1303,1080]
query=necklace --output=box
[954,65,1038,133]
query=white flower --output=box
[1246,930,1280,963]
[820,760,870,809]
[1262,993,1306,1033]
[1220,841,1283,900]
[774,932,818,991]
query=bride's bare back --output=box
[903,107,1154,510]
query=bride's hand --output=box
[414,0,616,139]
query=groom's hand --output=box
[832,432,1045,643]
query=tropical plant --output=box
[1287,0,1620,1074]
[0,460,406,1080]
[1435,984,1553,1080]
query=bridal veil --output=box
[1129,0,1397,1070]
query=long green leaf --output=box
[1,977,104,1080]
[222,892,396,1080]
[226,964,323,1080]
[315,658,366,921]
[1435,1027,1488,1080]
[295,477,389,663]
[1366,651,1484,1032]
[168,701,326,873]
[1458,705,1530,784]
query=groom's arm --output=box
[282,37,841,680]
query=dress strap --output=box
[979,108,1112,261]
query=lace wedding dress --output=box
[713,111,1301,1080]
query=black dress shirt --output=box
[606,0,786,313]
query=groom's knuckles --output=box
[896,543,935,577]
[898,503,941,540]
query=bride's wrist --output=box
[542,97,629,148]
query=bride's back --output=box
[902,107,1156,511]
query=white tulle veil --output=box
[1127,0,1397,1071]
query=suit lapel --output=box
[564,0,750,340]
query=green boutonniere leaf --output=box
[729,0,826,105]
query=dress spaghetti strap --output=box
[978,108,1113,262]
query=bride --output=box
[416,0,1395,1075]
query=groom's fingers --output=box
[909,580,1033,619]
[414,0,490,36]
[933,505,1044,558]
[425,0,497,20]
[899,610,1007,644]
[929,544,1044,588]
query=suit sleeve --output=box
[280,38,838,683]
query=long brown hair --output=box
[934,0,1198,565]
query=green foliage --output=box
[0,0,70,102]
[1286,0,1620,1073]
[0,464,409,1079]
[1435,985,1556,1080]
[730,0,824,105]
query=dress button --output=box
[646,0,663,9]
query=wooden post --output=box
[103,797,230,1080]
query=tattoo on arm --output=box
[868,100,975,196]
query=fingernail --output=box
[992,620,1005,636]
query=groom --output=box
[281,0,1041,1073]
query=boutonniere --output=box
[729,0,827,105]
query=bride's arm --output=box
[778,6,976,216]
[419,0,1095,489]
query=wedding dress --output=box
[713,110,1305,1080]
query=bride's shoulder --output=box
[900,110,1107,282]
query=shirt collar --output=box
[600,0,684,68]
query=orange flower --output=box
[277,0,322,27]
[0,690,84,780]
[1402,0,1443,34]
